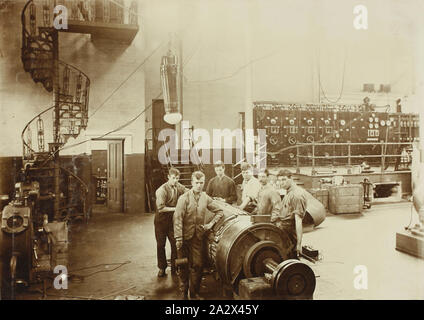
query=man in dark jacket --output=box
[206,160,237,204]
[174,171,224,300]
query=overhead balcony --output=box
[21,0,91,158]
[28,0,139,44]
[52,0,139,44]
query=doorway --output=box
[92,138,125,213]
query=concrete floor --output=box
[17,201,424,300]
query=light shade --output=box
[160,50,182,125]
[164,112,182,125]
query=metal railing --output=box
[156,129,172,172]
[188,128,204,172]
[232,136,267,181]
[21,0,91,221]
[21,0,90,155]
[253,101,393,113]
[232,157,246,180]
[52,0,138,26]
[294,141,415,173]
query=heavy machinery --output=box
[0,0,90,299]
[177,201,318,300]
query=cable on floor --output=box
[68,260,131,281]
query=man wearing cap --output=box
[155,167,188,278]
[206,160,237,204]
[174,171,224,300]
[238,162,261,213]
[271,169,307,259]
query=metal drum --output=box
[203,201,316,299]
[304,191,326,227]
[206,201,290,291]
[213,217,288,287]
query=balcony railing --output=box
[293,141,416,173]
[52,0,138,26]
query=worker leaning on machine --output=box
[271,169,307,259]
[155,167,188,278]
[253,168,282,216]
[238,162,261,213]
[173,171,224,300]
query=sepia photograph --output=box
[0,0,423,307]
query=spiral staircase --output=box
[20,0,94,222]
[0,0,140,299]
[20,0,139,221]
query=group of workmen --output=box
[154,161,307,300]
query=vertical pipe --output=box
[244,1,253,154]
[296,145,300,169]
[381,141,385,173]
[240,112,246,162]
[179,34,183,150]
[333,144,335,166]
[348,141,351,166]
[52,28,61,220]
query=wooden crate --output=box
[308,188,329,210]
[328,185,364,214]
[396,230,424,258]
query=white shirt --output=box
[241,177,261,202]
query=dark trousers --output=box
[178,234,204,296]
[154,212,177,271]
[277,219,298,260]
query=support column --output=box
[52,28,61,221]
[244,1,253,162]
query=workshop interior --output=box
[0,0,424,300]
